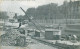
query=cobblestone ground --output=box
[0,39,58,49]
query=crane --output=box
[20,7,45,36]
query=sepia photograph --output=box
[0,0,80,49]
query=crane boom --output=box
[20,7,31,22]
[20,7,26,13]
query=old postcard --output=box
[0,0,80,49]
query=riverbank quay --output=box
[32,37,80,49]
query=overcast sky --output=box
[0,0,78,15]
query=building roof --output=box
[45,29,61,31]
